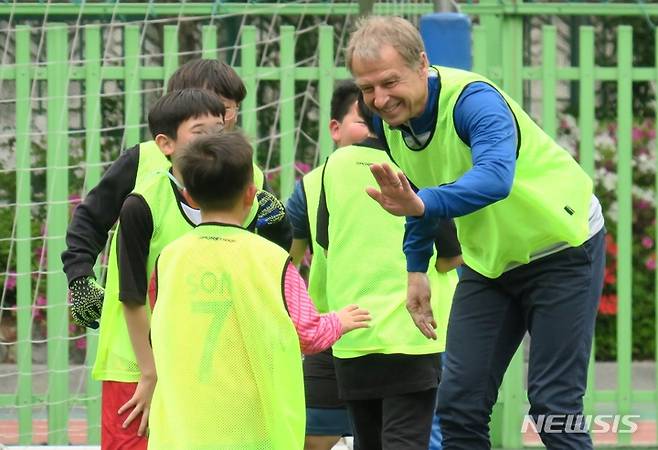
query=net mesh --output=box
[5,0,651,445]
[0,0,428,444]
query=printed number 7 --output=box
[191,301,232,383]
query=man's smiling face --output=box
[352,44,429,127]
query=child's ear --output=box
[329,119,341,143]
[155,133,175,156]
[244,183,257,208]
[182,189,200,209]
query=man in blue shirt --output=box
[345,15,605,450]
[288,81,462,450]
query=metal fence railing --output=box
[1,1,658,447]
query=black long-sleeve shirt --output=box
[62,145,141,284]
[62,144,292,284]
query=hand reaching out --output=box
[336,304,371,334]
[406,272,437,340]
[366,163,425,217]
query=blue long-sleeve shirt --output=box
[373,72,518,272]
[287,179,311,239]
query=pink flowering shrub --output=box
[557,116,657,359]
[1,195,91,363]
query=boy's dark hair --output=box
[167,59,247,104]
[330,80,361,121]
[177,131,254,211]
[148,88,225,140]
[357,91,376,135]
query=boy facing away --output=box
[96,89,370,449]
[92,88,226,450]
[148,131,371,449]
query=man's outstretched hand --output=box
[366,163,425,217]
[406,272,437,340]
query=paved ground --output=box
[2,362,658,447]
[3,361,656,394]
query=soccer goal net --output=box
[0,1,430,445]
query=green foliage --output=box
[592,16,654,120]
[0,92,125,362]
[557,116,657,360]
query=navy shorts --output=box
[306,407,353,436]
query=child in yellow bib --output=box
[148,131,371,449]
[92,89,225,450]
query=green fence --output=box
[1,1,658,447]
[472,4,654,447]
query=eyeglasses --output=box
[224,103,240,121]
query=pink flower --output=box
[32,295,46,320]
[641,236,654,249]
[295,161,311,175]
[632,127,644,142]
[636,200,650,211]
[34,246,46,262]
[32,294,46,320]
[645,255,656,271]
[4,272,17,291]
[75,337,87,350]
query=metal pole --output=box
[359,0,375,16]
[434,0,454,13]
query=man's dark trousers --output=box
[437,229,605,450]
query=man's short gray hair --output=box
[346,16,426,72]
